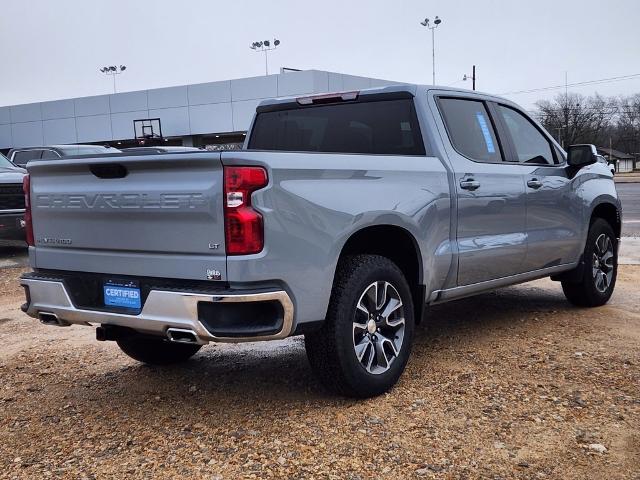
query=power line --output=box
[528,105,640,117]
[498,73,640,96]
[446,78,465,87]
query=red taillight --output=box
[223,166,268,255]
[22,174,34,246]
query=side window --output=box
[498,106,555,165]
[40,149,59,159]
[438,98,503,163]
[12,150,42,165]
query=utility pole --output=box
[556,127,563,148]
[472,65,476,90]
[564,71,569,145]
[463,65,476,90]
[420,16,443,85]
[610,136,615,172]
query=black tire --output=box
[562,218,617,307]
[117,335,202,365]
[305,254,415,398]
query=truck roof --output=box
[256,84,512,112]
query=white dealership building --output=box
[0,70,397,153]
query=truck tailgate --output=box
[28,152,227,281]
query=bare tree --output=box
[615,94,640,155]
[535,93,617,148]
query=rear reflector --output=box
[223,166,268,255]
[22,174,34,246]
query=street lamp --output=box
[250,39,281,76]
[420,16,442,85]
[99,65,127,94]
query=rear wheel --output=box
[117,335,201,365]
[305,255,414,398]
[562,218,617,307]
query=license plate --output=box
[104,280,141,309]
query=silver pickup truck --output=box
[20,85,621,397]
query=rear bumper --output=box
[20,276,294,344]
[0,211,25,241]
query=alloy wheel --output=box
[352,281,406,375]
[592,233,614,293]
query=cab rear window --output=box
[248,99,425,156]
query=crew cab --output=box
[20,85,621,397]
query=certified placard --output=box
[103,280,141,309]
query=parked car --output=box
[0,152,26,242]
[596,154,616,175]
[19,85,621,398]
[8,145,121,167]
[121,146,203,154]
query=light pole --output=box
[420,16,442,85]
[250,39,281,76]
[100,65,127,93]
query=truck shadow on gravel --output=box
[0,244,28,272]
[57,283,579,412]
[418,284,572,344]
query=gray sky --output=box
[1,0,639,109]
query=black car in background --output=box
[0,152,26,242]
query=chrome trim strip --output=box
[20,278,294,344]
[0,209,26,214]
[429,263,577,304]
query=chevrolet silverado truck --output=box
[0,152,26,242]
[20,85,621,397]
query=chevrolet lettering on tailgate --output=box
[35,193,207,210]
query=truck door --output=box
[493,104,582,271]
[436,96,528,286]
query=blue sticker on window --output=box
[475,112,496,153]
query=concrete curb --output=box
[619,237,640,265]
[615,176,640,184]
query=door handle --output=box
[527,178,543,189]
[460,179,480,191]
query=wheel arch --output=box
[337,224,425,323]
[553,200,621,284]
[590,201,621,239]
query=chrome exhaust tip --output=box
[38,312,69,327]
[166,328,200,344]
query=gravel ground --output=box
[0,266,638,479]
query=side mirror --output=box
[567,144,598,168]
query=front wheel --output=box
[117,335,202,365]
[562,218,617,307]
[305,255,415,398]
